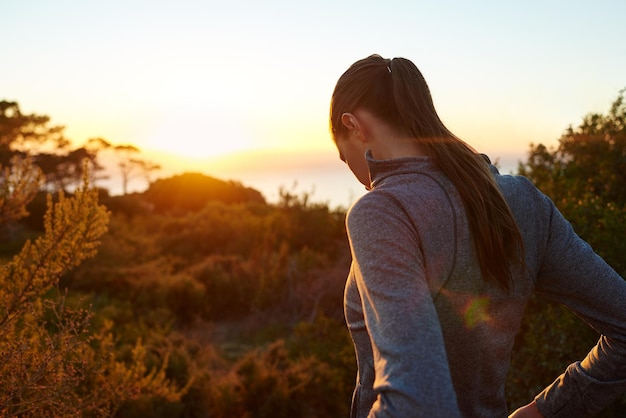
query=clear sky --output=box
[2,0,625,205]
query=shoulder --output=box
[346,190,397,230]
[493,172,553,216]
[346,175,456,241]
[345,188,420,242]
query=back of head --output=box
[330,54,454,143]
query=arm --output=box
[347,194,462,418]
[532,191,626,417]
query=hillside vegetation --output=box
[0,90,625,416]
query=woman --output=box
[330,54,626,418]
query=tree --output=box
[113,144,161,194]
[0,100,69,165]
[34,147,98,192]
[1,100,163,196]
[0,101,111,194]
[114,144,140,195]
[509,90,626,415]
[519,89,626,206]
[132,157,162,188]
[518,88,626,272]
[84,137,113,187]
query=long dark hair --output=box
[330,54,524,289]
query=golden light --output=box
[142,110,254,161]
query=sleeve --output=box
[532,191,626,418]
[346,193,462,418]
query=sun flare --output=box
[142,111,254,161]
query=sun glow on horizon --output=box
[139,109,257,161]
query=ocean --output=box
[103,150,525,211]
[189,151,524,210]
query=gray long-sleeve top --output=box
[344,151,626,418]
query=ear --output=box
[341,113,364,141]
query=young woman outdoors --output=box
[329,54,626,418]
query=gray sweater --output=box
[344,151,626,418]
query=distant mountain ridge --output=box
[141,172,266,213]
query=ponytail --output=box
[332,55,525,289]
[390,57,524,289]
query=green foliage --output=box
[99,192,152,219]
[0,157,44,232]
[0,162,190,416]
[518,89,626,274]
[201,336,352,418]
[6,90,626,416]
[70,192,348,324]
[51,185,352,416]
[507,295,598,405]
[287,314,356,411]
[0,179,112,415]
[1,100,355,417]
[519,89,626,215]
[510,89,626,415]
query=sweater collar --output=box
[365,150,499,189]
[365,149,437,189]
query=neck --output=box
[353,109,429,160]
[373,136,428,160]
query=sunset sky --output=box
[2,0,625,206]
